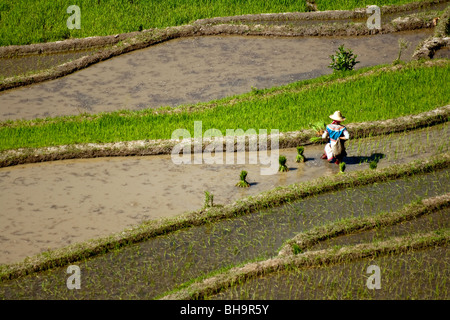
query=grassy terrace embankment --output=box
[0,0,440,46]
[0,60,448,152]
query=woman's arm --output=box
[340,129,350,140]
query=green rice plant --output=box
[328,45,360,72]
[236,170,250,188]
[309,137,323,143]
[279,155,289,172]
[0,0,309,46]
[309,121,326,143]
[370,160,378,170]
[292,243,303,255]
[2,0,429,46]
[339,161,346,173]
[310,121,327,134]
[204,191,214,208]
[296,146,305,163]
[1,0,432,47]
[251,86,264,95]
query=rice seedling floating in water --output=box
[279,155,289,172]
[370,160,378,170]
[236,170,250,188]
[204,191,214,208]
[339,162,346,173]
[296,146,305,163]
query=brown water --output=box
[0,49,98,79]
[0,29,433,121]
[0,123,447,264]
[435,45,450,59]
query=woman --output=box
[321,111,349,165]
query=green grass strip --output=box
[0,0,436,47]
[160,228,450,299]
[0,0,307,46]
[0,152,448,282]
[1,60,448,151]
[279,193,450,256]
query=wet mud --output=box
[0,122,447,264]
[0,29,433,121]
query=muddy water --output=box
[435,45,450,59]
[0,123,448,264]
[0,49,98,79]
[0,29,433,121]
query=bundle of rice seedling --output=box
[236,170,250,188]
[310,121,327,135]
[279,155,289,172]
[204,191,214,208]
[339,161,346,173]
[309,121,327,143]
[296,146,305,163]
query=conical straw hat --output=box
[329,110,346,122]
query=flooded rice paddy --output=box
[0,122,448,264]
[211,245,449,300]
[0,29,434,121]
[0,167,448,299]
[310,207,450,251]
[0,5,448,299]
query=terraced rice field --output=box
[211,246,449,300]
[0,121,448,264]
[0,0,449,305]
[0,167,448,299]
